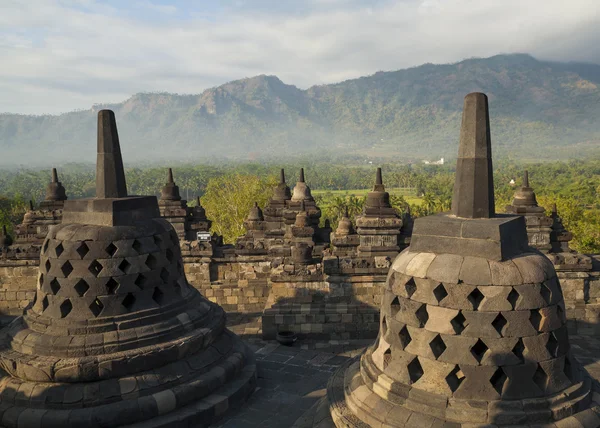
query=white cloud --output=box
[1,0,599,114]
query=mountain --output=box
[2,53,600,166]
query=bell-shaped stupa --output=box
[0,110,256,427]
[319,93,599,427]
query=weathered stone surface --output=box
[319,92,595,428]
[0,109,256,428]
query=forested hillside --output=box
[2,54,600,165]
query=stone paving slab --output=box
[212,334,600,428]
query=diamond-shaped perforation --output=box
[45,259,51,273]
[76,242,90,259]
[132,239,142,254]
[118,259,131,274]
[89,260,103,277]
[60,260,73,277]
[153,235,163,247]
[390,296,400,318]
[122,293,136,311]
[530,309,542,331]
[415,304,429,327]
[546,332,559,358]
[38,273,44,289]
[541,283,552,305]
[471,339,489,363]
[152,287,164,305]
[490,368,507,395]
[429,334,446,359]
[512,338,525,363]
[557,304,566,323]
[89,298,104,317]
[467,288,484,310]
[432,283,448,303]
[381,316,387,336]
[105,243,118,257]
[405,277,417,298]
[507,288,520,309]
[106,278,119,294]
[55,243,64,257]
[446,365,465,393]
[160,268,169,283]
[165,248,174,263]
[383,348,392,370]
[407,357,423,384]
[50,278,61,295]
[145,254,158,270]
[42,240,49,255]
[42,296,49,312]
[451,312,467,334]
[59,299,72,318]
[532,364,548,392]
[492,313,507,336]
[134,274,147,289]
[74,279,89,297]
[398,325,411,349]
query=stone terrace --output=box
[212,335,600,427]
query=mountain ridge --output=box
[2,53,600,165]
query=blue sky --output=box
[1,0,599,115]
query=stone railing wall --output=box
[1,254,599,340]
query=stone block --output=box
[426,254,463,284]
[459,257,491,285]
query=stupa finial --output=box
[523,170,530,188]
[376,167,383,185]
[280,169,286,184]
[96,110,128,199]
[168,168,174,184]
[299,168,305,183]
[451,92,494,218]
[51,168,58,183]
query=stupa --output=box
[0,110,256,427]
[355,168,404,257]
[318,93,600,427]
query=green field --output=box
[312,188,423,205]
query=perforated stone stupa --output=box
[318,93,600,427]
[0,110,256,427]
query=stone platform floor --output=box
[212,334,600,428]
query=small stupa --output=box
[355,168,404,257]
[0,110,256,427]
[317,93,599,427]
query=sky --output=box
[1,0,599,115]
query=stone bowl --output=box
[276,331,297,346]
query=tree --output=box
[201,173,278,243]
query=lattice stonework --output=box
[35,225,185,320]
[371,251,576,403]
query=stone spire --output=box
[0,109,256,427]
[510,170,542,209]
[291,168,314,202]
[364,167,392,212]
[96,109,127,199]
[272,168,292,201]
[336,206,354,236]
[44,168,67,202]
[451,92,494,218]
[248,201,264,221]
[316,92,597,427]
[160,168,182,201]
